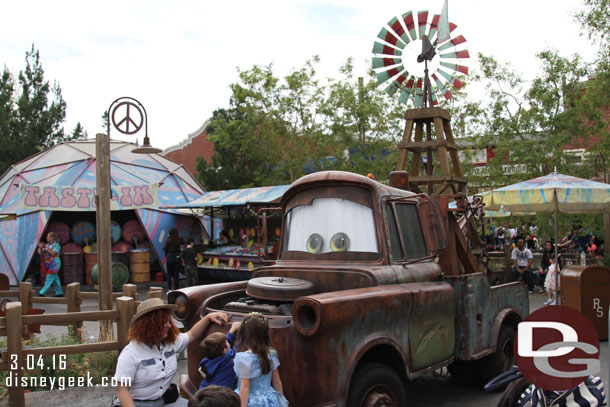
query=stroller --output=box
[485,366,606,407]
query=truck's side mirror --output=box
[418,198,448,252]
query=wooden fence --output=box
[0,282,164,407]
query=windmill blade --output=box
[440,49,470,59]
[438,34,467,51]
[372,57,402,69]
[432,73,452,99]
[440,61,469,75]
[417,11,429,39]
[414,78,424,107]
[375,65,407,85]
[428,14,440,39]
[377,27,406,50]
[388,16,411,45]
[385,73,409,97]
[398,88,412,104]
[437,68,464,89]
[372,41,403,57]
[401,11,417,41]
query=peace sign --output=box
[111,101,144,135]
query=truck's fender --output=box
[489,307,522,352]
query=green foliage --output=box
[0,328,118,398]
[469,51,593,187]
[197,57,411,188]
[0,45,86,176]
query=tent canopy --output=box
[0,140,205,285]
[164,185,290,209]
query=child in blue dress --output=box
[234,313,288,407]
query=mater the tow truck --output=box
[169,170,528,407]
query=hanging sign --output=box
[19,183,159,211]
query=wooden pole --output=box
[18,282,31,314]
[147,287,163,299]
[116,296,135,348]
[66,282,82,337]
[122,283,138,301]
[96,133,113,341]
[7,301,24,407]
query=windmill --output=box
[372,1,469,195]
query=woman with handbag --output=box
[113,298,228,406]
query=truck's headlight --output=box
[170,292,189,321]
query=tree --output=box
[0,45,86,175]
[468,51,592,188]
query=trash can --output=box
[561,265,610,340]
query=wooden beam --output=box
[405,107,451,121]
[21,310,119,325]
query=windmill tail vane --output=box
[372,2,469,108]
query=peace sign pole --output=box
[96,97,161,342]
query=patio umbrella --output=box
[482,172,610,304]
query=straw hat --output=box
[130,298,177,326]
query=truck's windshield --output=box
[282,197,379,261]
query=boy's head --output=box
[188,385,240,407]
[187,238,194,246]
[202,332,229,359]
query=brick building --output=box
[162,119,215,176]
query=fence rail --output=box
[0,281,164,407]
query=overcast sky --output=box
[0,0,598,150]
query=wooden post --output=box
[6,301,24,407]
[147,287,163,299]
[116,296,135,348]
[18,282,31,314]
[66,283,82,337]
[96,133,114,341]
[122,284,138,301]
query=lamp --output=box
[132,135,162,154]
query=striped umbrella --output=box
[482,172,610,304]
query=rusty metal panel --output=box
[448,274,527,360]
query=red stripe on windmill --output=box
[372,0,469,107]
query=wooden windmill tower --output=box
[372,3,470,195]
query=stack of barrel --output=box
[42,218,153,286]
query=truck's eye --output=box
[306,233,323,254]
[330,232,350,252]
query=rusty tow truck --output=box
[170,170,528,407]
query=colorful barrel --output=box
[62,242,83,254]
[136,240,157,263]
[130,249,151,283]
[47,221,70,245]
[62,252,84,284]
[122,220,146,245]
[84,252,98,285]
[83,242,98,253]
[112,241,133,253]
[70,221,96,245]
[110,221,121,243]
[112,251,130,270]
[90,262,130,289]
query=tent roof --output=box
[0,140,205,215]
[164,185,290,209]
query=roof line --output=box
[162,118,210,154]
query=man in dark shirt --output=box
[181,238,198,287]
